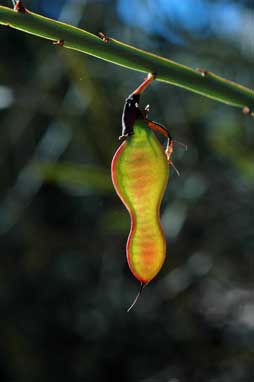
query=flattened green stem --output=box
[0,5,253,113]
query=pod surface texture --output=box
[111,120,169,283]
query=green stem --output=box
[0,5,253,113]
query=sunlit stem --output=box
[0,5,253,112]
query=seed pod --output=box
[111,74,174,310]
[112,119,169,285]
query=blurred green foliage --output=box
[0,1,254,382]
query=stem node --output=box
[53,39,64,46]
[242,106,251,115]
[98,32,110,43]
[196,67,209,77]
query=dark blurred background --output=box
[0,0,254,381]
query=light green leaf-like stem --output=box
[0,4,253,114]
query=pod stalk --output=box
[132,73,156,96]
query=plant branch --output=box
[0,4,253,114]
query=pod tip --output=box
[127,282,146,312]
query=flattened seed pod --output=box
[111,74,176,310]
[112,120,169,284]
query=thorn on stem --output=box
[196,67,209,77]
[98,32,110,43]
[53,40,65,46]
[242,106,251,115]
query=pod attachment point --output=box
[12,0,27,14]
